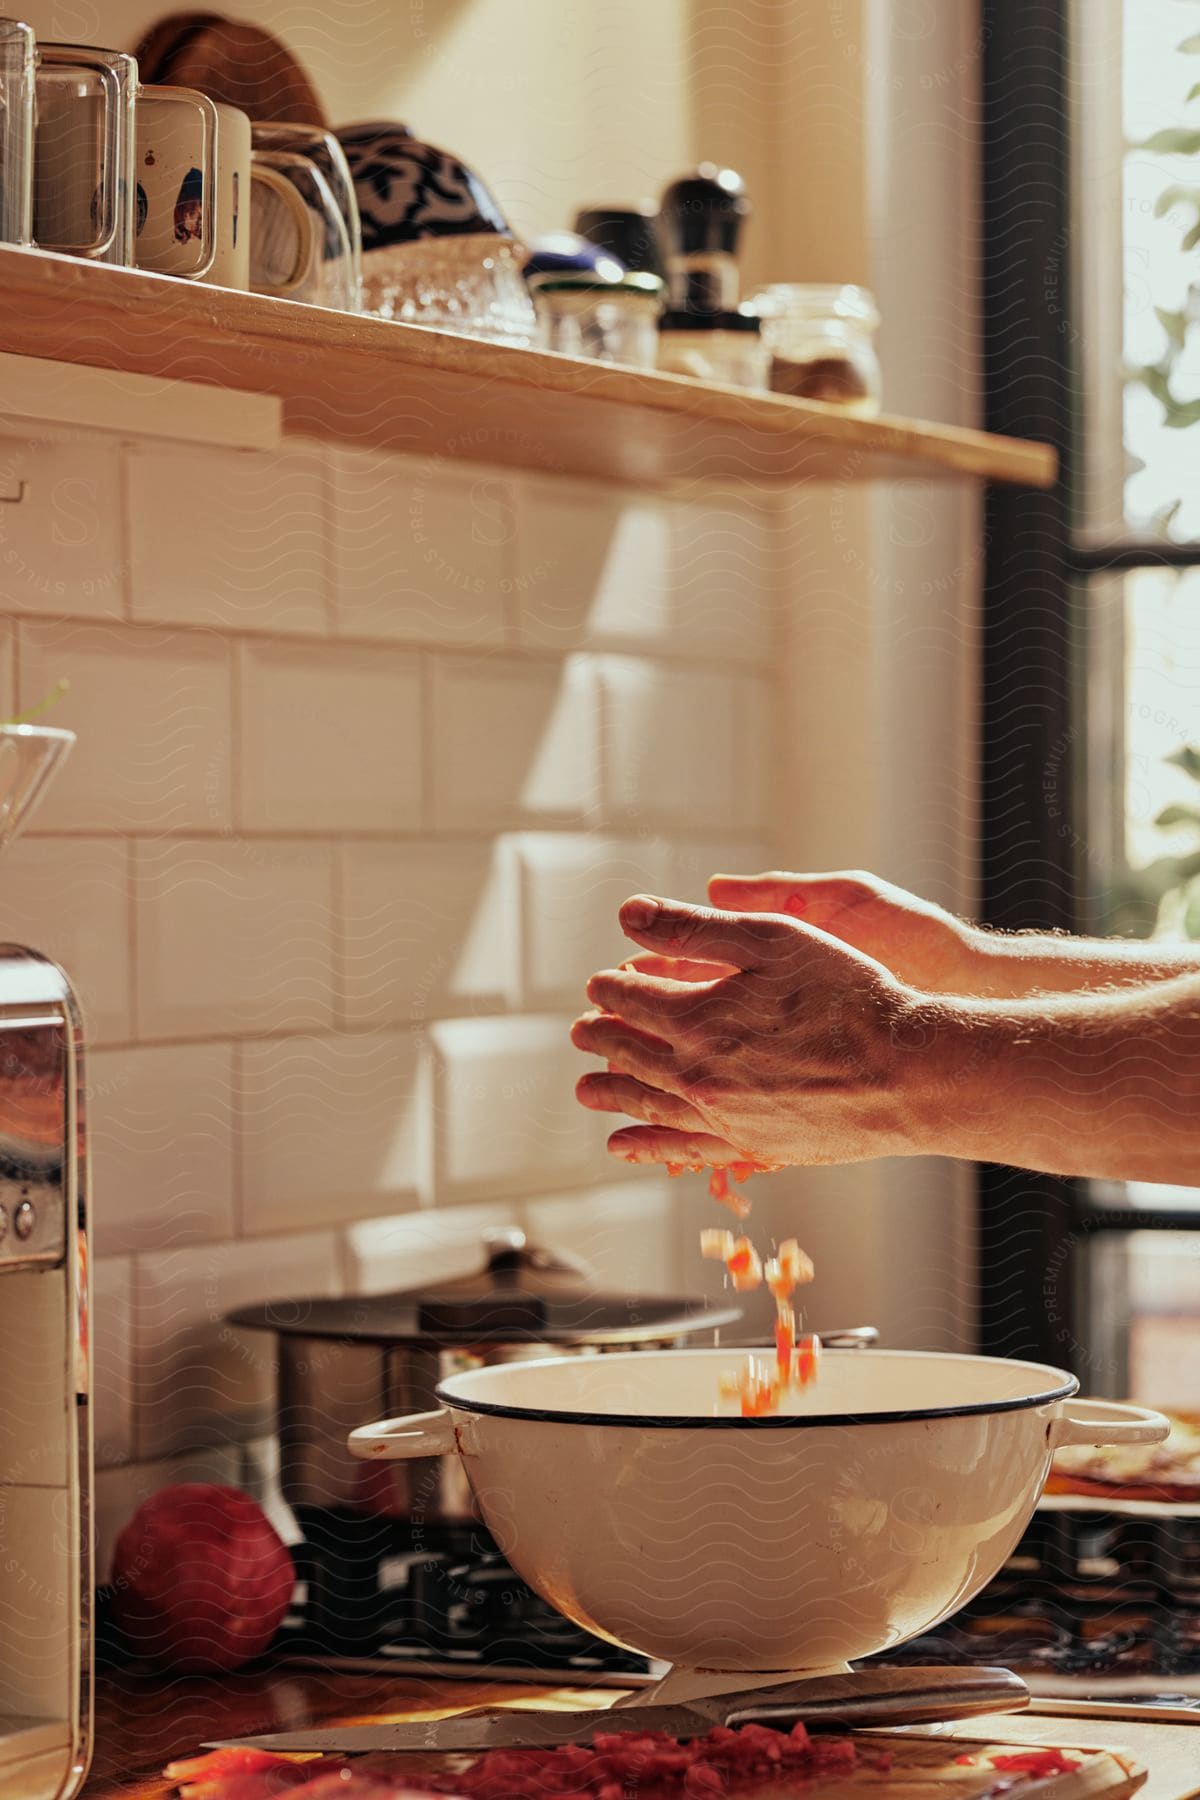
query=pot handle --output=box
[348,1408,457,1461]
[1048,1396,1170,1450]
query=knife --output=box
[208,1664,1028,1755]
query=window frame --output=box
[978,0,1200,1370]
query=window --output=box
[979,0,1200,1389]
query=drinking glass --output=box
[0,18,34,245]
[251,121,362,310]
[35,44,136,264]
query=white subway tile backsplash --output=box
[0,837,131,1041]
[667,501,776,666]
[512,482,670,653]
[343,1201,521,1295]
[238,641,423,833]
[0,438,781,1552]
[17,621,232,831]
[431,653,598,829]
[597,656,770,831]
[0,435,124,619]
[134,1231,341,1459]
[339,838,515,1026]
[429,1015,605,1200]
[513,479,775,665]
[135,839,334,1038]
[240,1031,426,1233]
[523,1178,683,1293]
[93,1256,134,1469]
[88,1042,235,1256]
[513,832,672,1007]
[127,444,329,634]
[330,448,511,646]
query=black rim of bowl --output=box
[435,1352,1081,1430]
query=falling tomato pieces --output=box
[778,1238,814,1287]
[700,1228,735,1261]
[775,1307,796,1375]
[726,1236,763,1291]
[794,1333,820,1386]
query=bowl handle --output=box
[1048,1396,1171,1449]
[348,1408,456,1460]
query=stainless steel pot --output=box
[229,1228,754,1528]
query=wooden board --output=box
[80,1671,1156,1800]
[0,246,1057,491]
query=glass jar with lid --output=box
[750,283,882,412]
[655,308,770,392]
[530,270,663,368]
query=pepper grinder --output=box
[657,163,750,317]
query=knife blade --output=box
[207,1664,1028,1755]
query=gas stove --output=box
[266,1501,1200,1707]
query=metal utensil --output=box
[209,1665,1028,1755]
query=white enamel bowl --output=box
[349,1348,1167,1681]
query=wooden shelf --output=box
[0,246,1056,490]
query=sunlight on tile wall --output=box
[0,425,778,1568]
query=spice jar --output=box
[531,271,663,368]
[750,284,882,411]
[655,308,769,392]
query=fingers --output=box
[607,1125,741,1167]
[576,1071,708,1131]
[586,967,718,1036]
[570,1010,683,1089]
[619,894,794,967]
[709,870,879,930]
[623,952,740,983]
[709,871,809,914]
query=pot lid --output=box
[227,1228,742,1347]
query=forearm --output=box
[958,927,1200,1000]
[902,973,1200,1183]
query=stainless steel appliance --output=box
[0,947,92,1800]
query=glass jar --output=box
[531,272,663,368]
[750,283,882,412]
[655,309,769,392]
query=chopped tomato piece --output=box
[775,1307,795,1374]
[700,1228,735,1261]
[794,1333,820,1385]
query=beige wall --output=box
[26,0,871,286]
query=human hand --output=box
[707,869,980,995]
[572,894,932,1170]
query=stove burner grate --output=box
[273,1503,1200,1687]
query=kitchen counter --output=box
[82,1667,1200,1799]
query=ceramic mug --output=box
[0,17,35,245]
[133,82,218,278]
[34,43,136,263]
[199,98,252,289]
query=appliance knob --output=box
[14,1199,35,1239]
[0,1204,7,1243]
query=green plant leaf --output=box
[1154,185,1200,220]
[1148,497,1184,540]
[1154,802,1200,828]
[1185,888,1200,939]
[1180,31,1200,53]
[1156,305,1189,350]
[1142,127,1200,154]
[1165,744,1200,780]
[1187,81,1200,102]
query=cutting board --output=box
[187,1733,1144,1800]
[693,1732,1146,1797]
